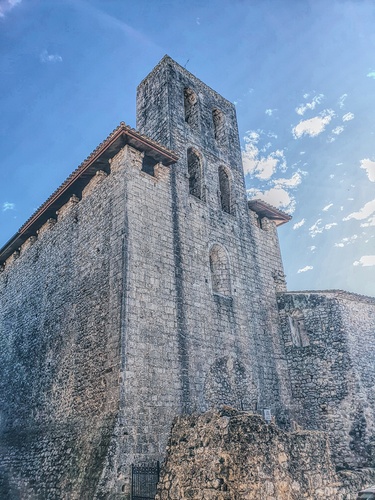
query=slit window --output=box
[218,165,231,214]
[188,148,203,200]
[184,88,198,129]
[212,109,226,145]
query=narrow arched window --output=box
[218,165,231,214]
[209,244,231,296]
[212,109,226,145]
[184,88,198,129]
[188,148,203,199]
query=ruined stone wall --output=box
[0,156,126,498]
[277,291,375,468]
[156,408,375,499]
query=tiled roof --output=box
[0,122,178,264]
[248,199,292,226]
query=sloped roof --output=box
[248,199,292,226]
[0,123,178,265]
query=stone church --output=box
[0,56,374,499]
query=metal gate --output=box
[131,461,160,500]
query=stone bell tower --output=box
[135,55,290,421]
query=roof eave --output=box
[0,123,178,265]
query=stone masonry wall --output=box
[136,56,291,423]
[156,408,375,499]
[277,291,375,468]
[0,151,127,498]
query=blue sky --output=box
[0,0,374,296]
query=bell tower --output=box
[136,55,247,217]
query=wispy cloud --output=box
[0,0,21,18]
[332,126,344,135]
[40,50,63,63]
[297,265,313,273]
[367,70,375,80]
[338,94,348,108]
[309,219,338,237]
[323,203,333,211]
[360,215,375,228]
[353,255,375,267]
[293,218,305,230]
[71,0,162,51]
[293,110,334,139]
[273,172,303,189]
[334,235,358,247]
[2,201,15,211]
[360,159,375,182]
[295,94,324,116]
[265,109,277,116]
[343,199,375,222]
[342,112,354,122]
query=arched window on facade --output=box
[188,148,203,200]
[218,165,232,214]
[209,244,231,296]
[212,108,226,146]
[184,88,198,129]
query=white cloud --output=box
[293,109,334,139]
[342,112,354,122]
[242,130,285,180]
[40,50,63,63]
[323,203,333,211]
[0,0,21,17]
[309,219,323,237]
[360,159,375,182]
[309,219,338,237]
[297,265,313,273]
[343,199,375,221]
[295,94,324,116]
[338,94,348,108]
[332,126,344,135]
[334,235,358,248]
[353,256,375,267]
[360,215,375,228]
[367,71,375,79]
[244,131,260,142]
[265,109,277,116]
[273,172,302,188]
[247,186,295,213]
[293,218,305,230]
[2,201,15,211]
[310,246,316,252]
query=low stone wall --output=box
[156,408,375,499]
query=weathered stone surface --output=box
[278,291,375,468]
[0,55,374,498]
[156,409,375,500]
